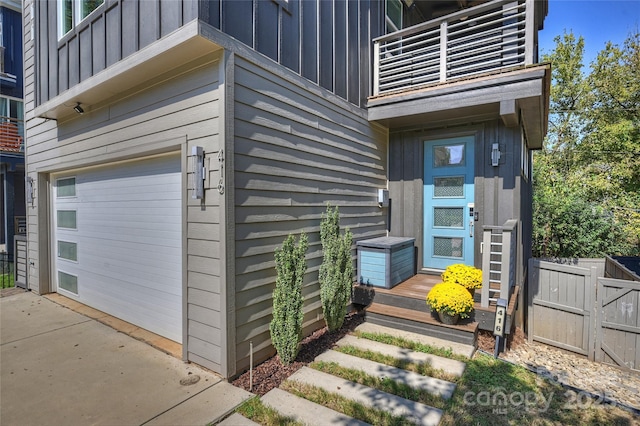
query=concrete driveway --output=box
[0,291,252,426]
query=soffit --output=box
[33,20,223,121]
[367,64,551,149]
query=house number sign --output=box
[493,298,507,358]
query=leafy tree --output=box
[319,205,354,333]
[269,232,308,365]
[533,30,640,257]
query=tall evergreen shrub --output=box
[319,205,354,332]
[269,232,308,365]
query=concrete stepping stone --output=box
[336,334,466,377]
[218,412,261,426]
[355,322,476,358]
[288,367,443,426]
[315,350,456,399]
[261,388,370,426]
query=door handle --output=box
[470,220,474,237]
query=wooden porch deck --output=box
[356,273,519,347]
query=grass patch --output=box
[354,330,466,361]
[281,380,413,426]
[310,360,446,409]
[354,332,638,425]
[234,396,302,426]
[0,262,15,288]
[440,351,637,425]
[335,344,458,382]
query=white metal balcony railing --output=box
[480,219,518,308]
[373,0,536,96]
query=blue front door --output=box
[423,136,475,270]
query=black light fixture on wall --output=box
[73,103,84,114]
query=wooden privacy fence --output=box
[528,259,640,371]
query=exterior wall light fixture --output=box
[491,143,501,166]
[191,146,205,199]
[73,103,84,114]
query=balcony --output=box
[0,116,24,154]
[368,0,549,147]
[374,0,537,95]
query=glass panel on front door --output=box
[424,136,475,270]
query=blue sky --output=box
[538,0,640,65]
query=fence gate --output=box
[596,278,640,370]
[14,236,28,289]
[528,259,597,360]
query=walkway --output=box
[221,323,475,426]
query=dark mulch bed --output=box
[233,310,529,396]
[232,311,366,396]
[477,326,527,353]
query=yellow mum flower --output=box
[426,282,474,318]
[441,264,483,290]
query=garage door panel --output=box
[75,238,182,268]
[76,227,181,247]
[53,155,183,342]
[77,280,182,342]
[76,254,181,294]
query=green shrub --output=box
[319,205,354,333]
[270,232,308,365]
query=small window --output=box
[386,0,403,33]
[433,207,464,228]
[433,237,464,258]
[434,176,465,198]
[58,271,78,294]
[434,144,465,167]
[57,210,77,229]
[58,0,104,39]
[58,241,78,261]
[521,131,530,180]
[57,177,76,197]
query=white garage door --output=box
[53,154,182,342]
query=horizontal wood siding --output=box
[24,32,226,374]
[232,55,388,373]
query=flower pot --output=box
[437,311,460,325]
[467,288,475,300]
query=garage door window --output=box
[56,177,76,197]
[58,241,78,261]
[58,271,78,294]
[57,210,77,229]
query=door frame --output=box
[418,127,483,273]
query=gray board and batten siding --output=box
[33,0,384,110]
[231,53,389,374]
[387,122,530,281]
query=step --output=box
[218,413,261,426]
[354,322,476,358]
[335,334,466,377]
[314,350,456,399]
[366,303,478,346]
[371,290,427,311]
[261,388,370,426]
[288,367,442,426]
